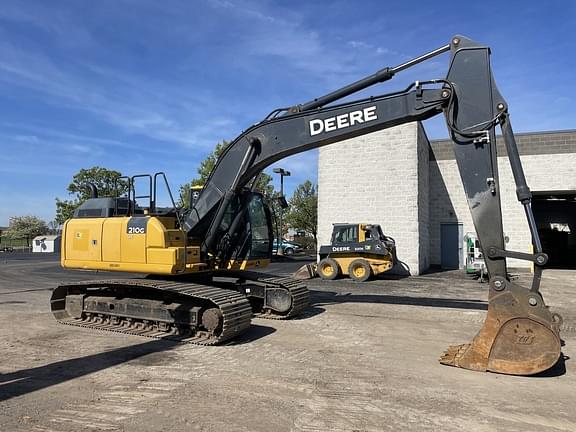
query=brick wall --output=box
[429,130,576,268]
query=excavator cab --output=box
[211,190,274,270]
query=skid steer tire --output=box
[318,258,339,280]
[348,259,372,282]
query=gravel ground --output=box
[0,253,575,431]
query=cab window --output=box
[332,225,358,244]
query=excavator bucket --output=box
[440,278,562,375]
[292,263,318,280]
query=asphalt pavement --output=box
[1,253,575,432]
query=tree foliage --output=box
[285,180,318,241]
[5,215,49,246]
[55,166,125,225]
[55,199,75,226]
[196,140,230,186]
[178,140,274,208]
[267,191,286,240]
[178,140,229,207]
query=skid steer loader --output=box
[317,223,395,282]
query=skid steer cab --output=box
[317,223,396,282]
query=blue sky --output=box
[0,0,574,225]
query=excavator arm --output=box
[182,35,562,375]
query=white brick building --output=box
[318,125,576,275]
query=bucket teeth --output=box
[439,344,470,367]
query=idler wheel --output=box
[202,308,223,333]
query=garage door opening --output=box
[532,191,576,269]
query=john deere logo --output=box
[309,106,378,136]
[516,335,535,345]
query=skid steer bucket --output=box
[440,278,562,375]
[292,263,318,280]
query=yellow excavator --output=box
[52,35,563,375]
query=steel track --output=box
[51,279,253,345]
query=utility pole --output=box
[273,167,290,255]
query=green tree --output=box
[178,140,230,207]
[55,166,125,225]
[253,172,274,196]
[5,215,49,246]
[54,199,78,226]
[178,140,274,208]
[285,180,318,241]
[196,140,230,185]
[266,191,287,240]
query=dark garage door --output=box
[532,192,576,269]
[441,223,463,269]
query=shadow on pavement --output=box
[0,339,177,402]
[373,273,411,281]
[0,288,53,295]
[532,354,568,378]
[289,305,326,320]
[225,323,276,344]
[310,290,488,311]
[0,322,276,402]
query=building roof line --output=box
[430,128,576,143]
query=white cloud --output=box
[69,143,97,154]
[347,39,400,58]
[0,40,236,150]
[13,134,40,144]
[0,2,86,39]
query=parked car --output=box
[0,246,14,252]
[272,240,302,255]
